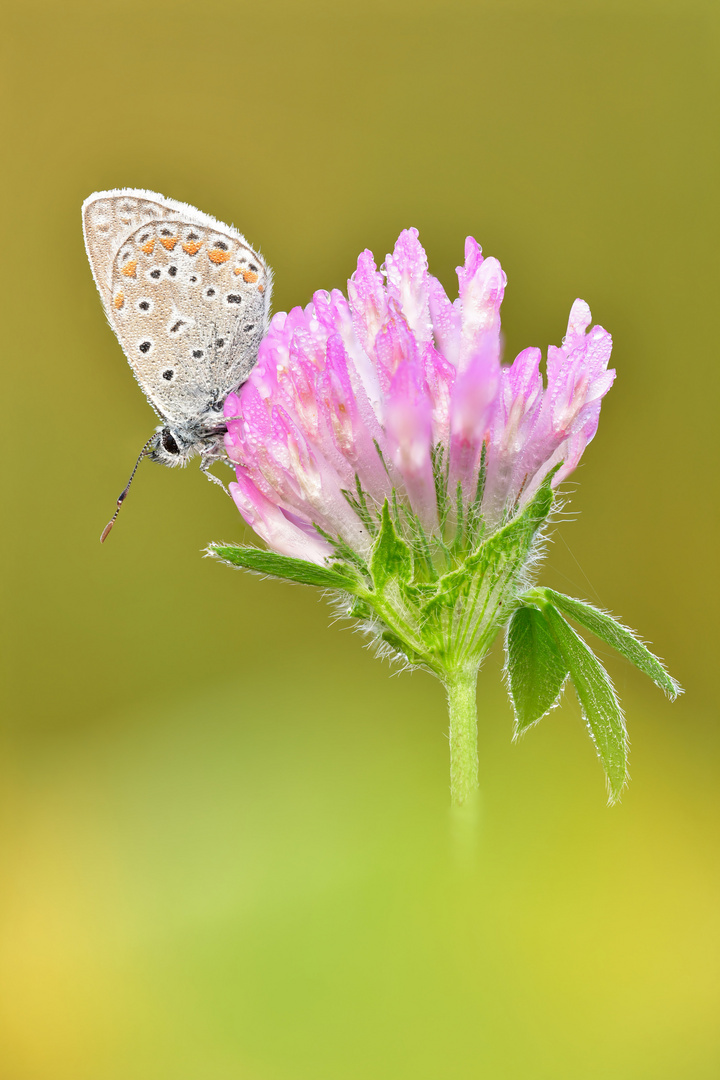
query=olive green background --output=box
[1,1,718,1077]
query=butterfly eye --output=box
[161,430,180,454]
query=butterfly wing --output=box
[83,189,272,425]
[83,190,185,302]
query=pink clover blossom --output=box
[223,229,614,564]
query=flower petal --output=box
[229,474,333,564]
[385,228,433,343]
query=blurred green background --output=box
[1,1,718,1076]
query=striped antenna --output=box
[100,435,155,542]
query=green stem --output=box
[445,670,479,806]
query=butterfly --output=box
[82,188,272,539]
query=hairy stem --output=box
[445,670,480,806]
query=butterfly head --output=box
[146,418,228,469]
[148,425,190,467]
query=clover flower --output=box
[210,230,680,806]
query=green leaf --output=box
[340,475,379,536]
[381,630,422,664]
[369,501,413,591]
[533,588,681,700]
[507,606,569,734]
[403,581,440,606]
[423,468,556,619]
[347,596,373,620]
[313,527,369,575]
[431,443,449,529]
[465,441,488,549]
[472,465,556,571]
[421,562,470,615]
[208,544,359,591]
[543,605,628,803]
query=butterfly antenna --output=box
[100,435,155,543]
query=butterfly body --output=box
[83,189,272,473]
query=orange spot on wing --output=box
[243,270,258,283]
[160,237,178,250]
[209,249,231,264]
[233,267,243,275]
[258,284,265,293]
[141,240,155,254]
[114,291,124,309]
[182,240,202,255]
[121,260,137,278]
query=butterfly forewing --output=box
[83,192,183,300]
[83,188,272,428]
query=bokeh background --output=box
[1,1,718,1076]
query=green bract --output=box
[211,470,555,679]
[210,469,680,805]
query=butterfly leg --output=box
[200,456,233,497]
